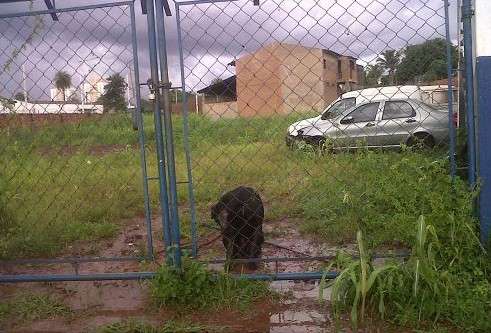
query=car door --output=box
[332,102,381,148]
[377,100,419,146]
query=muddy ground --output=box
[0,216,400,333]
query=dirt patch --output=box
[0,215,401,333]
[0,114,102,129]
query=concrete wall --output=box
[236,43,283,117]
[322,52,340,105]
[0,101,103,114]
[202,101,238,120]
[279,44,326,114]
[234,42,362,117]
[0,113,102,128]
[170,96,201,115]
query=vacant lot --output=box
[1,112,490,332]
[0,112,472,258]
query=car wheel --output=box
[407,133,435,149]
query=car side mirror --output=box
[340,116,354,124]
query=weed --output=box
[0,293,70,324]
[96,319,226,333]
[321,216,491,332]
[151,258,270,311]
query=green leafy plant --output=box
[321,216,491,332]
[320,230,397,330]
[151,259,270,311]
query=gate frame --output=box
[0,0,461,282]
[173,0,458,279]
[0,0,157,282]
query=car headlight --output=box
[289,126,308,137]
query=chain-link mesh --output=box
[176,0,457,273]
[0,3,155,265]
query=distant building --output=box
[50,72,107,104]
[82,73,107,104]
[50,87,76,102]
[198,42,364,118]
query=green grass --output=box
[0,112,476,257]
[0,293,70,324]
[96,319,226,333]
[1,112,489,331]
[151,258,271,311]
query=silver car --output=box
[286,99,449,150]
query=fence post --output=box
[462,0,477,189]
[130,3,154,260]
[474,0,491,245]
[175,1,198,258]
[444,0,456,180]
[155,0,182,268]
[144,0,173,257]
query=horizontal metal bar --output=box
[175,0,240,8]
[0,1,133,19]
[0,271,338,283]
[43,0,58,21]
[234,271,337,281]
[0,272,156,283]
[147,176,160,180]
[202,251,410,264]
[0,256,142,266]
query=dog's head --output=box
[211,202,228,230]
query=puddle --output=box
[1,216,343,333]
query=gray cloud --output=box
[0,0,459,99]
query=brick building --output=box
[198,42,364,118]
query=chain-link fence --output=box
[0,0,462,281]
[175,0,459,274]
[0,2,157,272]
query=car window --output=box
[322,98,355,119]
[342,102,379,123]
[383,101,416,120]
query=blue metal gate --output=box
[0,0,159,282]
[0,0,465,283]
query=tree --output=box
[395,38,457,84]
[377,50,400,85]
[54,71,72,101]
[211,78,223,85]
[363,64,384,87]
[14,92,26,101]
[99,73,127,112]
[68,93,81,104]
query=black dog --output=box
[211,186,264,270]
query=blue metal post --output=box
[444,0,457,180]
[145,0,172,254]
[130,3,154,260]
[462,0,477,187]
[175,2,198,258]
[474,0,491,245]
[155,0,182,268]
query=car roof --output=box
[341,85,422,102]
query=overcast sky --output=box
[0,0,459,100]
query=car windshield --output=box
[321,98,356,119]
